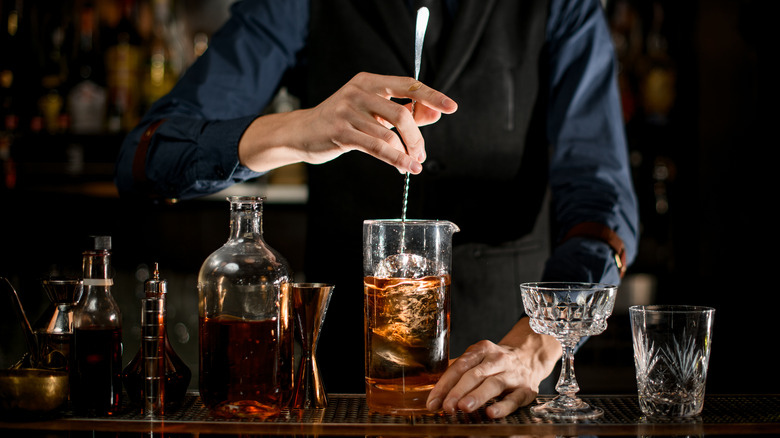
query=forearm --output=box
[238,110,318,172]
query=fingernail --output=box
[410,161,422,174]
[462,396,476,411]
[442,398,456,413]
[427,398,440,411]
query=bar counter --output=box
[2,393,779,436]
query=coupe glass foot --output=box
[530,396,603,420]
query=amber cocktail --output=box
[363,220,458,415]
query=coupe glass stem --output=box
[556,342,581,399]
[555,342,580,404]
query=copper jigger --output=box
[291,283,334,409]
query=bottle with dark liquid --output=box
[198,196,292,418]
[123,263,191,412]
[71,236,123,417]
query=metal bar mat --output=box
[60,394,780,425]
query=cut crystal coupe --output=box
[520,282,617,420]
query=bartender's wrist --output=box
[559,222,627,278]
[500,317,561,379]
[238,111,307,172]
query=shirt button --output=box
[214,166,225,178]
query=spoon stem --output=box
[401,6,430,224]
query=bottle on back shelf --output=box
[141,0,187,111]
[1,0,20,190]
[104,0,142,133]
[36,2,73,135]
[67,3,107,135]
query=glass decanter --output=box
[198,196,293,419]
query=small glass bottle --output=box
[71,236,123,417]
[123,263,191,412]
[198,196,293,418]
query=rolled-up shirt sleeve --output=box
[542,0,639,283]
[115,0,309,200]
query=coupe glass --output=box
[520,282,617,419]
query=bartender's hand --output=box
[426,317,561,419]
[238,72,457,174]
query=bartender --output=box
[115,0,638,418]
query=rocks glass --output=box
[630,305,715,418]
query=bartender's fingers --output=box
[445,368,538,418]
[360,72,458,116]
[320,76,422,171]
[330,116,422,174]
[426,341,497,412]
[355,72,457,162]
[356,90,427,163]
[444,347,518,413]
[484,388,538,419]
[407,102,444,127]
[429,340,541,418]
[334,102,425,174]
[350,130,424,175]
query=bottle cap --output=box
[88,235,112,251]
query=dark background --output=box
[1,0,776,397]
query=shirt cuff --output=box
[195,115,260,181]
[541,237,621,286]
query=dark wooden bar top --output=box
[2,393,779,436]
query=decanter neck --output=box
[228,196,264,241]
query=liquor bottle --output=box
[71,236,123,417]
[638,1,676,124]
[67,4,107,135]
[2,0,35,133]
[0,1,18,190]
[141,0,186,111]
[123,263,191,412]
[36,2,73,135]
[198,196,293,418]
[104,0,142,133]
[1,1,19,121]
